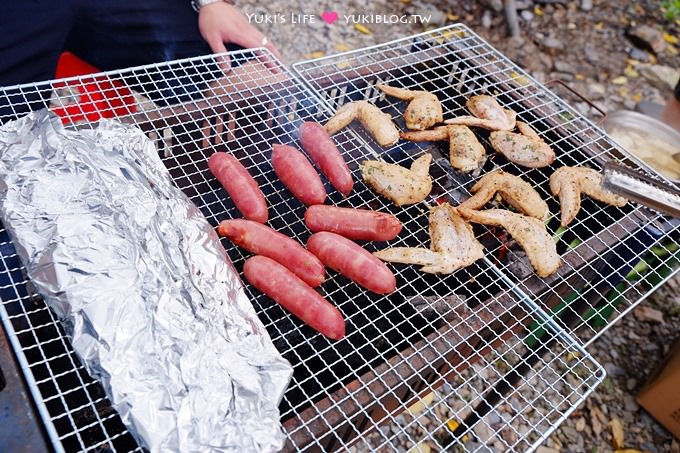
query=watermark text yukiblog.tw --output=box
[245,12,432,25]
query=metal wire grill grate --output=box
[292,24,680,349]
[0,34,606,452]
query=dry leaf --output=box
[304,51,325,59]
[446,419,470,443]
[354,23,372,35]
[612,76,628,85]
[610,418,625,450]
[664,32,679,45]
[575,417,586,432]
[575,73,585,80]
[447,12,459,21]
[590,405,605,436]
[533,6,543,16]
[407,392,434,415]
[624,65,639,78]
[335,43,351,52]
[407,441,432,453]
[510,71,531,86]
[634,305,664,323]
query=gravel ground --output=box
[236,0,680,450]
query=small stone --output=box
[554,61,575,74]
[626,378,637,391]
[514,0,532,9]
[541,37,565,55]
[580,0,593,11]
[520,10,534,22]
[624,394,639,413]
[627,24,666,54]
[486,0,503,12]
[407,441,431,453]
[482,10,492,29]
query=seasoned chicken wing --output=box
[444,95,517,131]
[377,84,444,131]
[361,153,433,206]
[456,207,561,277]
[374,203,484,274]
[458,170,549,220]
[489,121,556,168]
[550,166,628,226]
[401,125,486,172]
[324,100,400,147]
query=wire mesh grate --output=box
[292,23,680,349]
[0,30,611,452]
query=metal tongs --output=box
[601,162,680,218]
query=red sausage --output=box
[305,205,402,242]
[218,219,325,287]
[307,232,396,294]
[271,144,327,206]
[299,121,353,196]
[243,256,345,340]
[208,152,268,223]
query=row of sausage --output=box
[208,121,398,341]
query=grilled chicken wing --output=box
[489,121,556,168]
[361,153,433,206]
[401,125,486,172]
[550,166,628,227]
[458,170,549,220]
[456,206,560,277]
[444,95,517,131]
[377,84,444,131]
[374,203,484,274]
[324,100,400,147]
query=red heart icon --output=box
[321,11,339,24]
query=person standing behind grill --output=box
[0,0,280,118]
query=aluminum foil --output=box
[0,111,292,452]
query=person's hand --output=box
[198,2,282,61]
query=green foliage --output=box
[662,0,680,21]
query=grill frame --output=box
[0,23,672,452]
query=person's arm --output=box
[196,1,282,60]
[662,77,680,132]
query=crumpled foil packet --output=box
[0,111,293,452]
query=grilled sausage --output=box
[218,219,325,287]
[208,152,268,223]
[271,144,326,206]
[299,121,353,196]
[305,205,402,242]
[243,256,345,340]
[307,232,396,294]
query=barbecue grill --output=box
[0,24,676,452]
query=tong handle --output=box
[601,162,680,218]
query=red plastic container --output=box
[52,52,137,124]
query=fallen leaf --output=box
[304,51,325,59]
[590,405,605,436]
[354,23,372,35]
[534,6,543,16]
[612,76,628,85]
[400,0,411,3]
[335,43,351,52]
[575,73,585,80]
[595,21,605,30]
[407,391,434,415]
[634,305,664,323]
[510,71,532,86]
[407,442,431,453]
[575,417,586,432]
[566,351,581,362]
[335,62,351,69]
[624,65,639,78]
[447,12,459,21]
[664,32,679,45]
[610,417,625,449]
[632,93,642,103]
[446,419,470,442]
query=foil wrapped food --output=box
[0,111,293,452]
